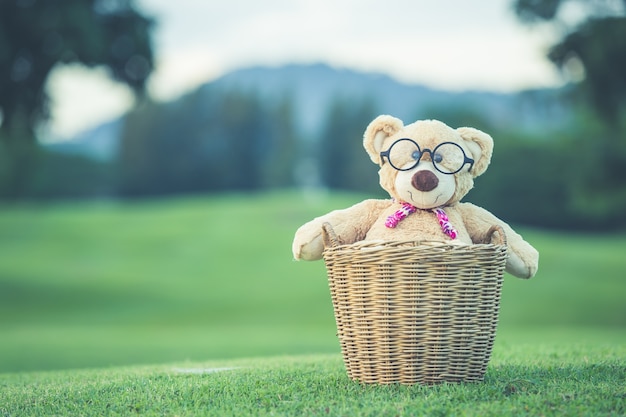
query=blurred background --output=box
[0,0,624,373]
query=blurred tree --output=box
[513,0,626,230]
[318,97,381,194]
[117,87,299,197]
[514,0,626,123]
[26,151,114,199]
[0,0,154,198]
[260,95,299,189]
[468,133,574,229]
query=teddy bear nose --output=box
[412,170,439,192]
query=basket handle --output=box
[484,224,507,246]
[321,222,339,248]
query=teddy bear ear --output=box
[363,115,404,164]
[456,127,494,177]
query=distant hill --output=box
[44,118,123,162]
[210,63,522,137]
[45,63,566,161]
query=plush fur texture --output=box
[293,116,539,279]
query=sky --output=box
[44,0,564,139]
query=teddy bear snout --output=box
[411,170,439,192]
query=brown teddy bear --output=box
[292,115,538,279]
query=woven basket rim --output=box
[323,239,507,253]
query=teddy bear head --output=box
[363,115,493,209]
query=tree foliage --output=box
[0,0,154,138]
[318,97,381,195]
[514,0,626,123]
[549,16,626,122]
[116,88,299,197]
[0,0,154,199]
[512,0,626,230]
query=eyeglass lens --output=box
[386,139,468,174]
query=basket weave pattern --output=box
[322,224,508,385]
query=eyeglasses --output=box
[380,138,474,174]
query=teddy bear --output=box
[292,115,538,279]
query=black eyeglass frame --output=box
[379,138,474,175]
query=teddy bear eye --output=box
[411,150,422,161]
[433,153,443,163]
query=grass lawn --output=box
[1,340,624,416]
[0,191,624,415]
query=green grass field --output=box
[1,345,624,416]
[0,191,624,415]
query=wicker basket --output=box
[321,223,508,385]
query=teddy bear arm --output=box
[458,203,539,279]
[292,199,390,261]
